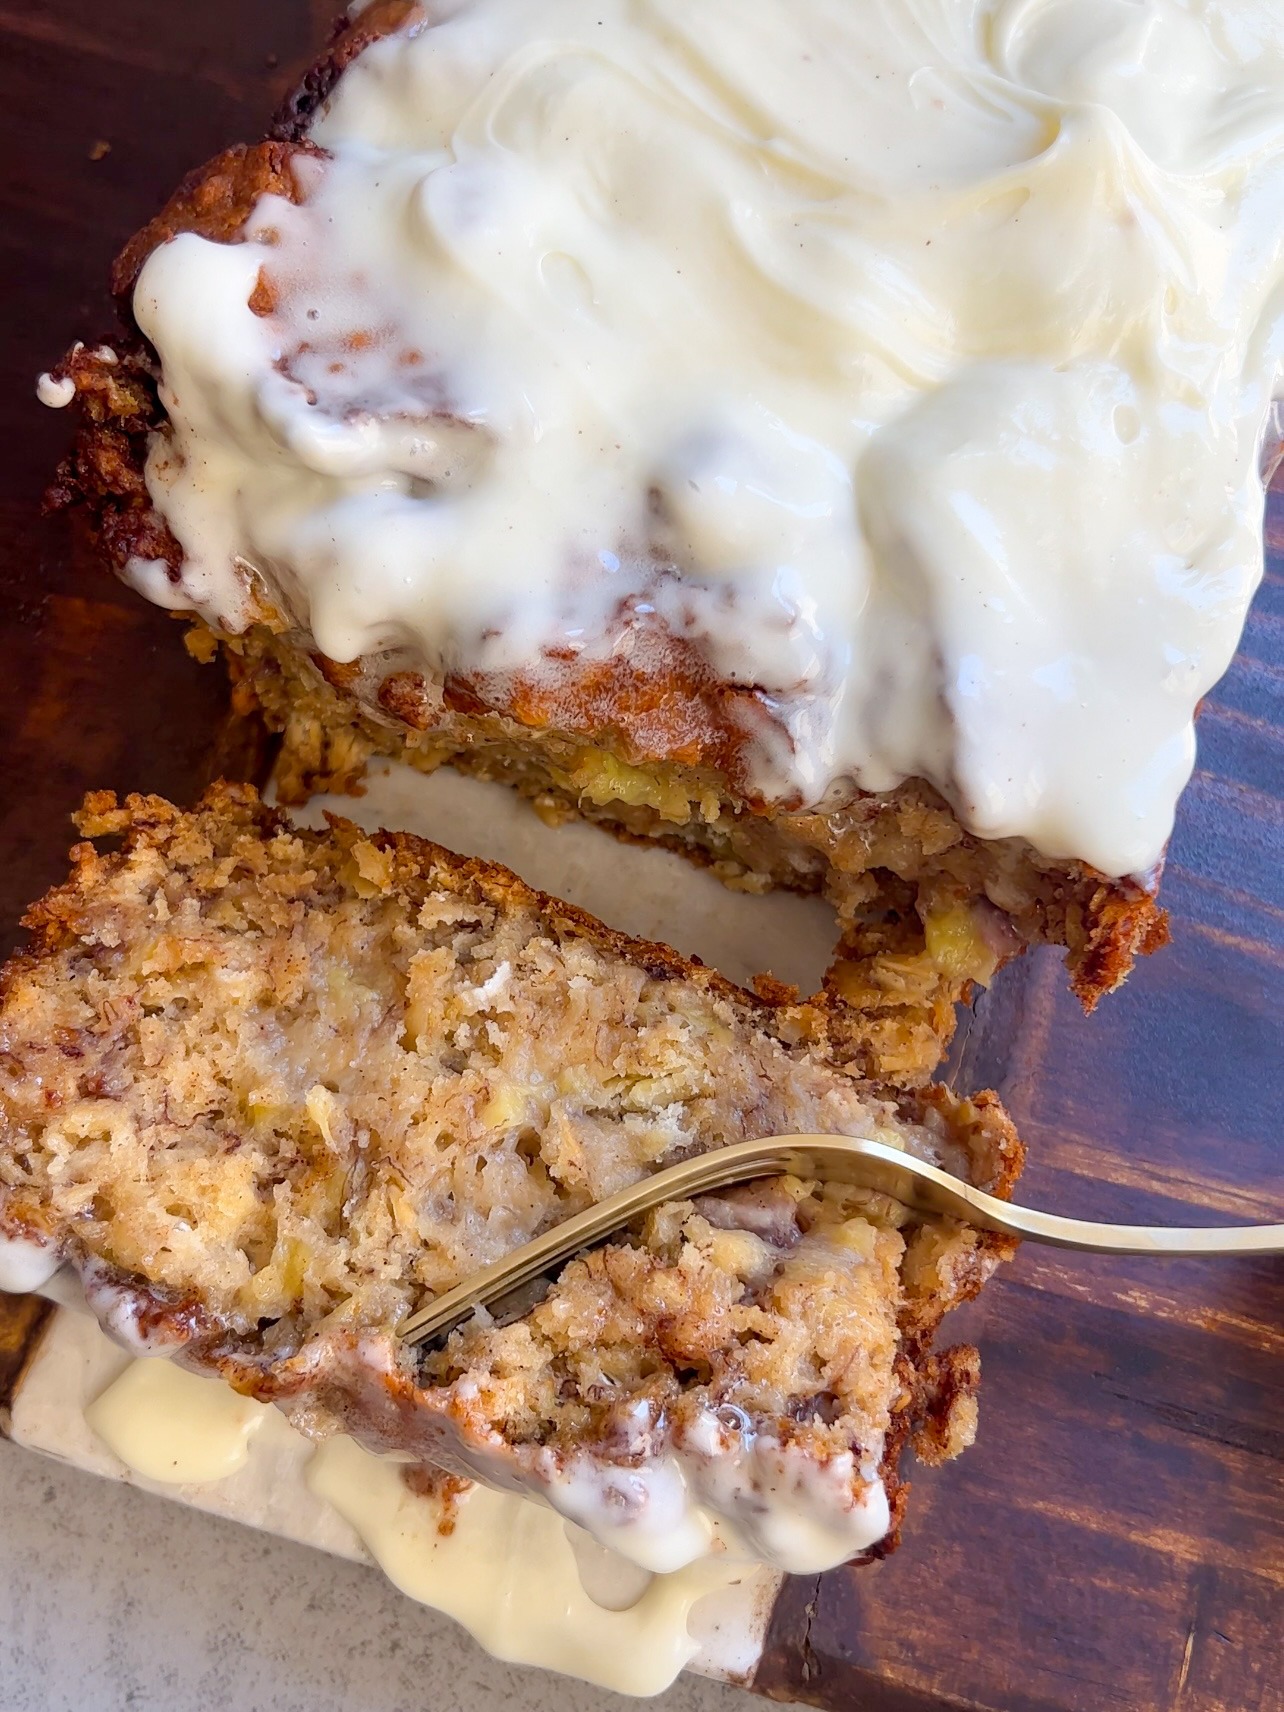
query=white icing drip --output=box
[541,1418,889,1577]
[563,1524,655,1611]
[79,1262,187,1357]
[307,1434,745,1696]
[78,1351,749,1691]
[36,372,75,409]
[86,1359,270,1483]
[542,1453,716,1575]
[128,0,1284,876]
[0,1233,60,1295]
[122,554,195,611]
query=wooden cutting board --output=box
[2,6,1282,1708]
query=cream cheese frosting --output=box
[86,1356,273,1483]
[280,1328,894,1578]
[56,1299,894,1577]
[105,0,1284,876]
[0,1232,60,1295]
[82,1352,763,1696]
[305,1436,748,1695]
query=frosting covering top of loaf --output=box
[124,0,1284,875]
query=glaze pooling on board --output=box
[110,0,1284,876]
[83,1354,756,1696]
[86,1358,271,1482]
[307,1436,747,1696]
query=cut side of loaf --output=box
[0,784,1020,1572]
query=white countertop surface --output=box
[0,1436,791,1712]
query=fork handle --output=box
[769,1140,1284,1257]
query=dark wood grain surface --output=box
[0,1290,54,1438]
[2,6,1282,1710]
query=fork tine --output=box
[396,1135,1006,1348]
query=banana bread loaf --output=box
[38,0,1177,1087]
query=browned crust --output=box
[245,628,1169,1020]
[1069,880,1172,1010]
[443,640,783,803]
[111,140,320,304]
[41,342,181,585]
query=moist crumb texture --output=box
[0,785,1020,1570]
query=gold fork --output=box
[397,1134,1284,1347]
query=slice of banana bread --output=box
[0,783,1020,1572]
